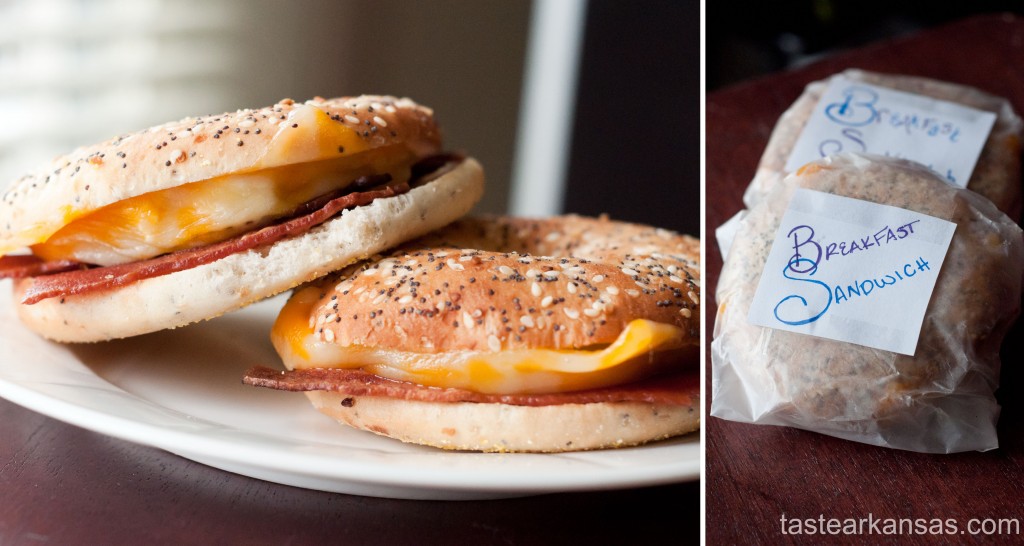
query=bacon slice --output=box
[0,255,83,279]
[242,366,699,407]
[20,182,409,305]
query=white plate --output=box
[0,291,699,500]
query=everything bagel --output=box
[1,96,484,341]
[245,215,701,452]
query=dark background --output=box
[708,2,1024,92]
[564,0,699,237]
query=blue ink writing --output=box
[818,128,866,158]
[824,86,878,127]
[787,225,820,274]
[773,258,833,326]
[824,220,920,261]
[833,257,931,304]
[875,108,962,143]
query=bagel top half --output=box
[1,96,484,342]
[270,215,699,395]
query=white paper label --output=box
[785,77,996,187]
[747,189,956,355]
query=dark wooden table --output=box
[707,13,1024,545]
[0,395,694,543]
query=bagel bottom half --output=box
[14,158,484,342]
[307,392,697,453]
[250,214,701,452]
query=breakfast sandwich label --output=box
[747,189,956,355]
[785,76,996,187]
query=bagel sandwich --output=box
[0,96,484,342]
[244,215,701,452]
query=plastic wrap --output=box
[711,154,1024,453]
[743,69,1023,220]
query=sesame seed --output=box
[592,275,605,283]
[680,308,692,318]
[344,115,360,124]
[542,270,560,280]
[567,282,577,294]
[520,315,535,328]
[688,291,700,305]
[531,282,542,297]
[487,335,501,352]
[583,308,600,317]
[462,311,475,329]
[324,329,335,342]
[563,308,580,320]
[447,259,465,271]
[621,267,639,277]
[606,286,620,295]
[373,115,388,127]
[669,275,684,284]
[541,296,554,307]
[625,289,641,297]
[498,265,515,276]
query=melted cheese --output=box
[255,103,372,168]
[32,146,415,266]
[23,104,416,265]
[271,286,689,395]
